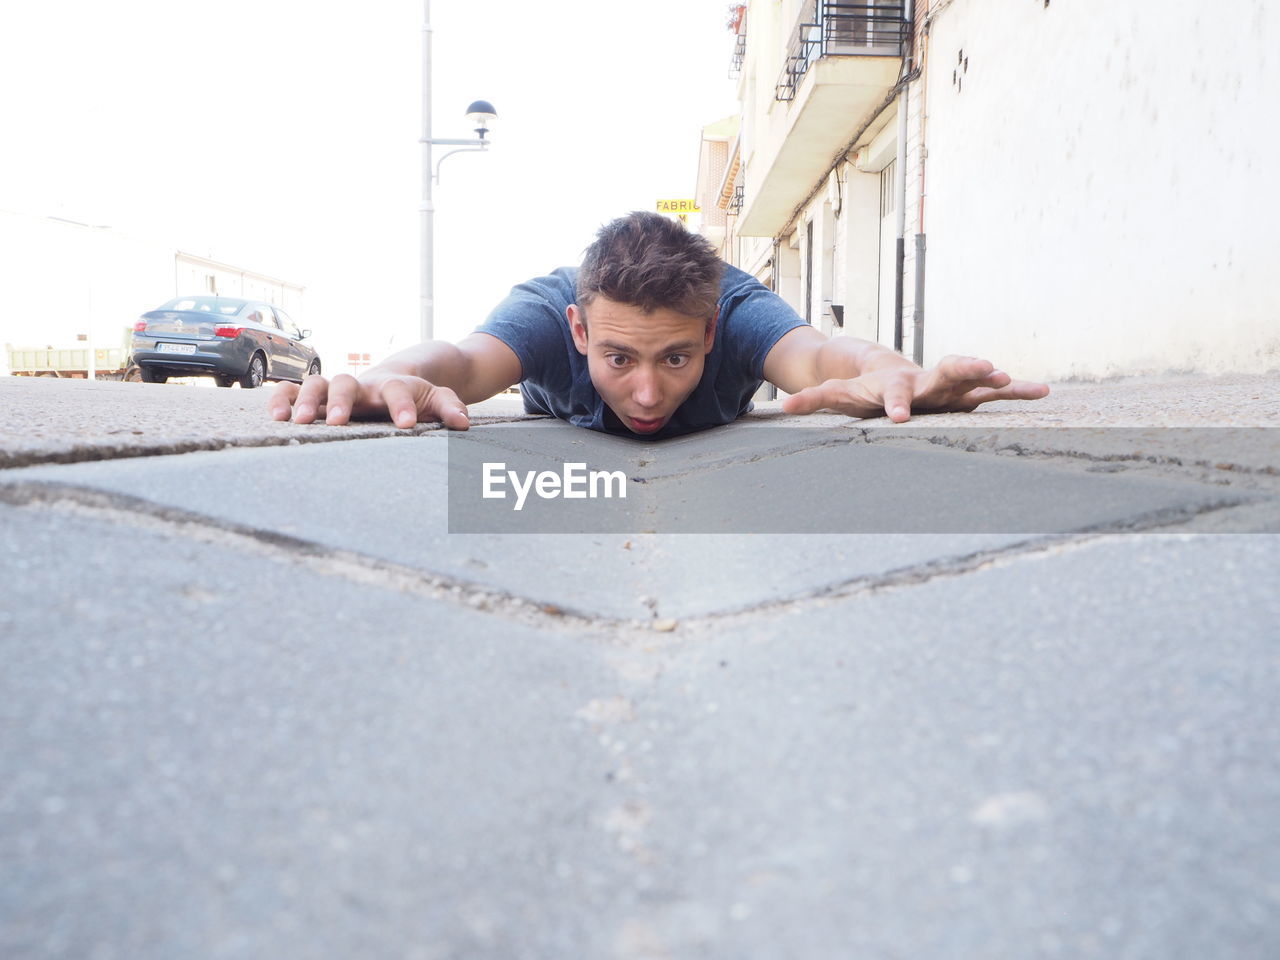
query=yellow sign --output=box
[655,199,701,215]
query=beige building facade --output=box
[699,0,1280,382]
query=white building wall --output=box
[716,0,1280,382]
[738,0,795,215]
[737,234,774,283]
[0,210,173,352]
[174,254,304,315]
[919,0,1280,379]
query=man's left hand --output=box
[781,355,1050,423]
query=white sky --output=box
[0,0,741,359]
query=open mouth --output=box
[627,416,665,434]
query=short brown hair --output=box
[576,211,723,322]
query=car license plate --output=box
[157,342,198,354]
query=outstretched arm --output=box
[762,325,1049,423]
[269,332,522,430]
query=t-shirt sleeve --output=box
[474,269,577,387]
[719,268,808,380]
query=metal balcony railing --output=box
[775,1,907,101]
[730,31,748,78]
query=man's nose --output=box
[632,367,662,408]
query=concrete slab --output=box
[445,422,1276,616]
[627,434,1259,534]
[0,502,634,960]
[448,423,1272,537]
[0,437,652,621]
[615,534,1280,958]
[9,421,1269,622]
[3,497,1277,958]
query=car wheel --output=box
[239,354,266,389]
[139,365,168,384]
[123,365,143,383]
[307,359,321,378]
[215,374,235,388]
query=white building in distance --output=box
[0,208,304,372]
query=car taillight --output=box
[214,326,244,338]
[133,321,147,332]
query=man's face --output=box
[568,296,717,435]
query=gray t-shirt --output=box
[475,263,806,439]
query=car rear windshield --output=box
[161,297,244,315]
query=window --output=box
[824,1,905,55]
[163,296,241,315]
[276,308,302,339]
[879,159,896,218]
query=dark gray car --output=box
[131,296,321,388]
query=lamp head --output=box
[465,100,497,140]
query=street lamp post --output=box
[420,0,496,343]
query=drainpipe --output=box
[892,0,915,354]
[911,7,931,366]
[768,238,781,400]
[912,233,926,364]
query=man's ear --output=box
[703,306,719,353]
[567,304,589,355]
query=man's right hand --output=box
[269,373,471,430]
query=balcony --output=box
[729,3,748,78]
[738,2,906,237]
[730,31,748,78]
[776,2,907,101]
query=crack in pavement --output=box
[454,427,864,484]
[676,506,1252,631]
[0,432,398,471]
[7,417,1273,498]
[857,430,1280,487]
[0,415,535,471]
[0,479,1257,636]
[454,425,1280,494]
[0,479,608,632]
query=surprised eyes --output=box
[604,354,690,369]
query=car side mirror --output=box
[298,329,311,340]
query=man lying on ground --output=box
[270,211,1049,437]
